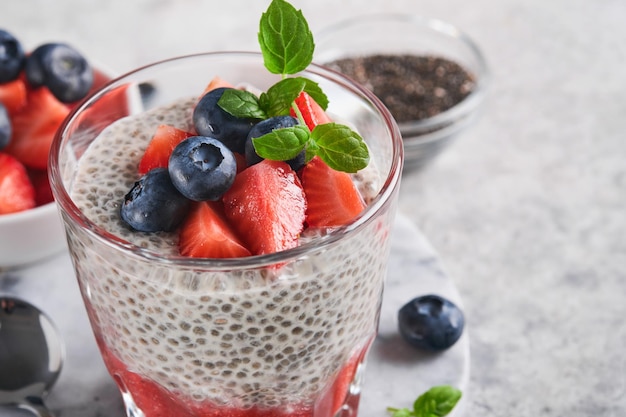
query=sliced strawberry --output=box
[232,151,248,173]
[290,91,332,131]
[179,201,251,258]
[0,78,28,116]
[28,168,54,206]
[138,124,193,174]
[4,87,70,169]
[301,156,365,227]
[200,75,234,97]
[222,160,306,256]
[0,152,36,214]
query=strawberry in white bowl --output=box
[0,28,122,268]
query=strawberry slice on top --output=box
[291,91,331,131]
[179,201,251,258]
[4,86,70,170]
[138,124,193,175]
[0,152,36,214]
[301,156,366,228]
[222,159,306,256]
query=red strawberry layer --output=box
[98,337,364,417]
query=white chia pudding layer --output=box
[66,96,396,409]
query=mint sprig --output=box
[258,0,314,74]
[217,0,370,173]
[387,385,462,417]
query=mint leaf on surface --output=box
[258,0,314,75]
[218,89,267,119]
[387,407,414,417]
[387,385,462,417]
[309,123,369,173]
[252,125,309,161]
[413,385,462,417]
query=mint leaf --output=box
[254,0,369,173]
[218,89,267,119]
[252,125,310,161]
[261,78,307,117]
[386,407,414,417]
[412,385,462,417]
[258,0,314,75]
[261,77,329,117]
[300,78,328,110]
[309,123,369,173]
[387,386,462,417]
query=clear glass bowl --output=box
[315,14,490,171]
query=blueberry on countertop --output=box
[193,87,259,154]
[398,294,465,351]
[121,168,191,233]
[168,136,237,202]
[0,103,10,150]
[25,42,94,103]
[0,29,25,83]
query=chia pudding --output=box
[62,89,399,415]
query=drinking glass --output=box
[49,52,403,417]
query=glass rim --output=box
[49,51,404,270]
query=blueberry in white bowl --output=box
[25,42,94,103]
[0,27,121,269]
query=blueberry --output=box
[168,136,237,201]
[192,88,258,154]
[398,294,464,351]
[0,29,25,83]
[0,103,10,150]
[25,43,94,103]
[121,168,191,233]
[245,115,306,171]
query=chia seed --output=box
[326,54,476,124]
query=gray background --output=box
[2,0,625,415]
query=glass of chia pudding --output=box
[49,51,403,417]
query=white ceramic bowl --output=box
[0,68,119,270]
[315,14,489,171]
[0,201,66,269]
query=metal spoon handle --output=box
[17,397,55,417]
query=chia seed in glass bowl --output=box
[316,14,489,171]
